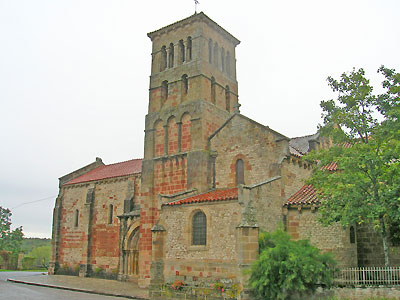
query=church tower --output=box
[138,13,240,286]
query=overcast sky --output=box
[1,0,399,238]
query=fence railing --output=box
[335,267,400,286]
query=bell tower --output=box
[138,12,240,287]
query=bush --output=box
[248,229,336,300]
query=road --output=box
[0,272,131,300]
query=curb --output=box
[7,278,148,300]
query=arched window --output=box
[221,48,225,72]
[186,36,192,61]
[226,51,231,76]
[208,39,213,63]
[350,226,355,244]
[179,40,185,63]
[213,42,218,67]
[161,46,167,71]
[168,43,174,68]
[182,74,188,94]
[108,204,113,224]
[162,80,168,100]
[74,209,79,227]
[236,159,244,185]
[211,76,216,104]
[192,211,206,245]
[225,85,230,111]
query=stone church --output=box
[49,12,395,291]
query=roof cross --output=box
[194,0,200,14]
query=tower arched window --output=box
[236,159,244,185]
[211,76,216,104]
[161,46,167,71]
[192,211,206,245]
[179,40,185,63]
[221,48,225,72]
[186,36,192,61]
[108,204,113,224]
[182,74,188,95]
[226,51,231,76]
[168,43,174,68]
[74,209,79,227]
[213,42,218,67]
[208,39,213,64]
[225,85,230,112]
[162,80,168,100]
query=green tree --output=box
[248,229,336,300]
[0,206,24,253]
[29,245,51,267]
[305,67,400,266]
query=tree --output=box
[0,206,24,253]
[29,245,51,267]
[305,67,400,266]
[248,229,336,300]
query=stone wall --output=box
[286,208,358,268]
[356,223,400,267]
[159,201,242,284]
[281,157,312,201]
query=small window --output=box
[350,226,355,244]
[168,43,174,68]
[186,37,192,61]
[211,76,216,104]
[225,85,230,111]
[236,159,244,185]
[161,46,167,71]
[192,211,206,245]
[221,48,225,72]
[108,204,113,224]
[162,80,168,100]
[226,51,231,76]
[182,74,188,94]
[208,39,213,63]
[74,209,79,227]
[213,42,218,67]
[179,40,185,63]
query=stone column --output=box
[150,224,166,296]
[177,121,182,153]
[79,187,95,277]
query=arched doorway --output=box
[123,226,139,278]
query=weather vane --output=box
[194,0,200,13]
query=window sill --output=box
[188,245,208,251]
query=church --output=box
[49,12,392,293]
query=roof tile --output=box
[65,159,142,185]
[285,185,319,206]
[164,188,238,206]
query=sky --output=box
[0,0,399,238]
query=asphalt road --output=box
[0,272,130,300]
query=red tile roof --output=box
[285,185,319,206]
[65,159,142,185]
[321,161,338,171]
[164,188,238,206]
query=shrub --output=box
[248,229,336,300]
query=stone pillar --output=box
[177,121,182,153]
[163,125,168,156]
[49,194,62,275]
[118,217,128,281]
[17,252,24,270]
[79,187,95,277]
[150,224,166,293]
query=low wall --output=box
[294,287,400,299]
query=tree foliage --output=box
[28,245,51,267]
[248,229,336,300]
[305,66,400,266]
[0,206,23,254]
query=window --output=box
[236,159,244,185]
[225,85,230,111]
[350,226,355,244]
[226,51,231,76]
[211,76,216,104]
[221,48,225,72]
[74,209,79,227]
[192,211,206,245]
[161,46,167,71]
[168,43,174,68]
[213,42,218,67]
[162,80,168,100]
[182,74,188,94]
[108,204,113,224]
[208,39,212,63]
[186,36,192,61]
[179,40,185,63]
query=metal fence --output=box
[335,267,400,286]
